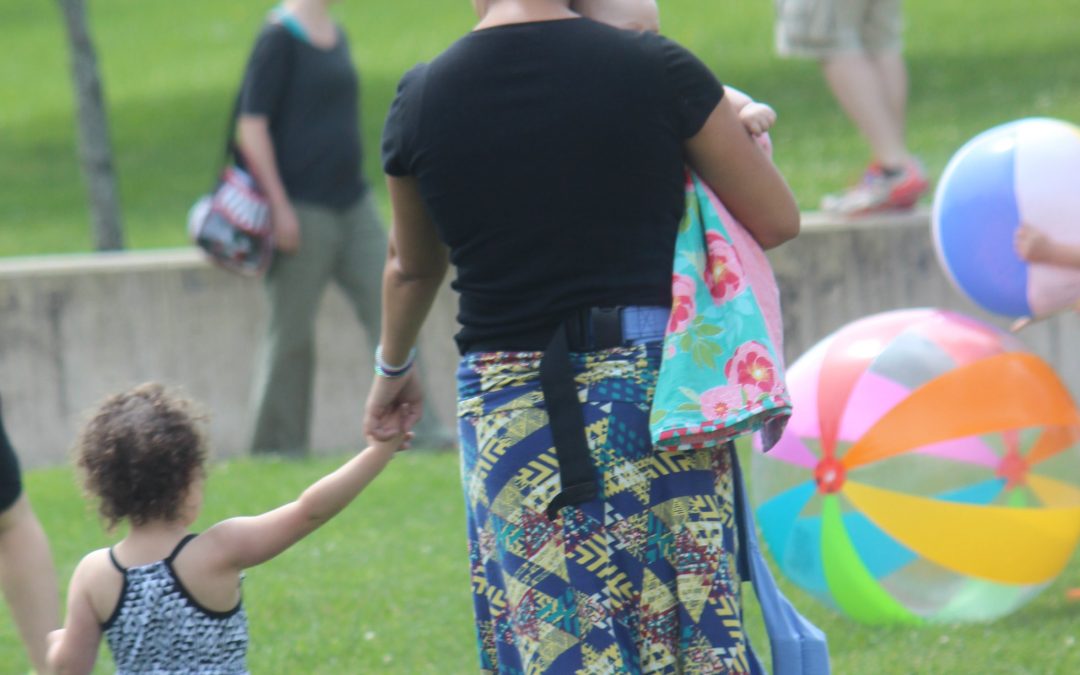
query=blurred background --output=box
[3,2,1080,673]
[4,0,1079,256]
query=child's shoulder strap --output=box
[107,547,126,572]
[165,533,199,564]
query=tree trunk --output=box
[56,0,124,251]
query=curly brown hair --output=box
[75,383,208,530]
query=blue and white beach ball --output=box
[932,118,1080,318]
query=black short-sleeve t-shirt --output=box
[382,18,724,350]
[0,395,23,511]
[241,23,367,209]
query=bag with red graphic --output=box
[187,31,298,277]
[187,165,273,277]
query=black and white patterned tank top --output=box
[103,534,250,675]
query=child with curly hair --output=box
[46,383,406,675]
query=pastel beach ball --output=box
[932,117,1080,318]
[751,309,1080,624]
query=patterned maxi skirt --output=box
[457,344,752,674]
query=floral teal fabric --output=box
[650,172,791,451]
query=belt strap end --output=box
[546,482,599,520]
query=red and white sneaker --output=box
[821,159,930,216]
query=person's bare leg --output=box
[821,53,910,168]
[869,49,909,147]
[0,495,59,674]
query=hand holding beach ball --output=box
[932,118,1080,321]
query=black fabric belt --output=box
[466,306,668,520]
[463,306,671,354]
[539,321,597,519]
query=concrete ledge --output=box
[798,206,934,232]
[0,249,206,277]
[767,207,1080,390]
[3,209,1078,468]
[0,249,460,468]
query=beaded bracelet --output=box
[374,345,417,379]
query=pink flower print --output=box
[705,231,745,304]
[724,342,778,396]
[699,384,739,421]
[668,273,697,334]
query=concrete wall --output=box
[770,210,1080,381]
[0,251,461,468]
[3,209,1078,468]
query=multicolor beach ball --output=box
[932,117,1080,319]
[751,309,1080,624]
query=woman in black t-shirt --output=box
[237,1,446,455]
[366,1,799,671]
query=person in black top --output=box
[238,0,444,455]
[366,0,799,671]
[0,394,59,674]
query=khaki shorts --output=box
[775,0,903,58]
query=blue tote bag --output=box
[733,451,831,675]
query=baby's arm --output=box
[1016,224,1080,269]
[724,86,776,137]
[200,438,404,571]
[46,557,104,675]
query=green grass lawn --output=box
[3,0,1080,256]
[4,449,1080,673]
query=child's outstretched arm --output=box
[200,437,404,571]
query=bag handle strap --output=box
[732,450,769,675]
[732,448,832,675]
[223,92,244,165]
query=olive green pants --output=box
[249,193,439,454]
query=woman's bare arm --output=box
[379,176,450,362]
[237,115,300,252]
[363,176,449,440]
[684,96,800,249]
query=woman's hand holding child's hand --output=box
[369,430,414,455]
[365,369,424,442]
